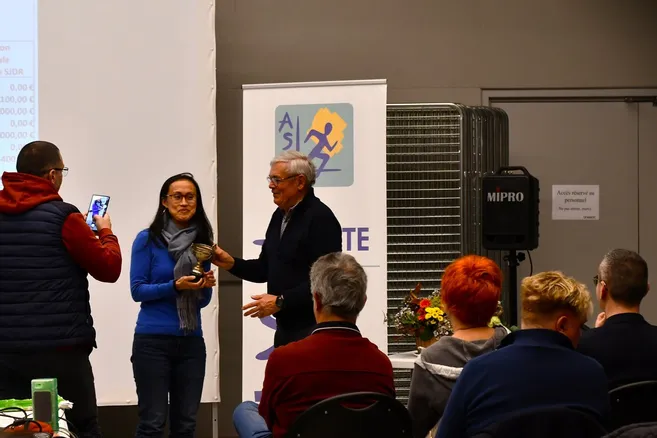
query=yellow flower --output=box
[488,316,501,328]
[437,315,444,322]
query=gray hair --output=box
[270,151,317,186]
[600,249,648,306]
[310,252,367,319]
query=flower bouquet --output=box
[390,283,506,351]
[390,283,453,350]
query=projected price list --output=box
[0,0,38,176]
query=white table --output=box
[388,350,419,370]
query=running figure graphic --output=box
[304,122,341,177]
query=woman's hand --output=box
[175,270,217,291]
[175,275,205,291]
[203,270,217,288]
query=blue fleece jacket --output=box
[130,229,212,337]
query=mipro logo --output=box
[487,188,525,203]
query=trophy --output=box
[191,243,214,280]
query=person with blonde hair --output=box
[436,271,609,438]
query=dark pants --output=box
[131,334,206,438]
[273,325,314,348]
[0,347,101,438]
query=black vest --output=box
[0,201,95,351]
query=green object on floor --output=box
[0,395,67,410]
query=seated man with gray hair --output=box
[232,252,395,438]
[578,249,657,389]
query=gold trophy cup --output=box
[191,243,214,280]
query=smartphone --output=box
[86,194,110,231]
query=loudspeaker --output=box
[482,166,539,250]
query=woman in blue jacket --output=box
[130,172,215,438]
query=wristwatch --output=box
[275,295,285,310]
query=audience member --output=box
[578,249,657,389]
[232,252,394,438]
[407,255,508,438]
[130,173,216,438]
[437,271,609,438]
[0,141,122,438]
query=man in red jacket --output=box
[232,252,395,438]
[0,141,122,438]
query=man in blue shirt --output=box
[437,271,610,438]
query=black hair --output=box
[16,141,62,176]
[148,173,214,247]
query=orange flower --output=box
[420,299,431,309]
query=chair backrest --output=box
[472,406,607,438]
[609,380,657,431]
[285,392,412,438]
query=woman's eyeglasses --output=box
[167,193,196,203]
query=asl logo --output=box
[275,103,354,187]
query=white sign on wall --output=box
[552,185,600,220]
[241,79,388,402]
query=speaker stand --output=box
[503,250,525,327]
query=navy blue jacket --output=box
[437,329,610,438]
[230,188,342,333]
[0,201,95,351]
[578,313,657,389]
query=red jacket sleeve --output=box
[61,213,122,282]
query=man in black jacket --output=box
[578,249,657,389]
[213,151,342,347]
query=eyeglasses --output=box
[44,167,68,177]
[167,193,196,203]
[593,275,603,286]
[267,175,298,186]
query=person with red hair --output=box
[407,255,509,438]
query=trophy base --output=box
[191,269,204,282]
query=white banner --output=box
[241,80,388,402]
[36,0,219,405]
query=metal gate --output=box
[386,104,509,402]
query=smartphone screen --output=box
[86,194,110,231]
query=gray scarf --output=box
[162,215,202,333]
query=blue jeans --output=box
[233,401,272,438]
[131,334,206,438]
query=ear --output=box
[312,292,323,311]
[600,282,610,301]
[297,174,307,191]
[555,315,569,334]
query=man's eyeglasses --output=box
[593,275,603,286]
[267,175,298,186]
[167,193,196,203]
[44,167,68,177]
